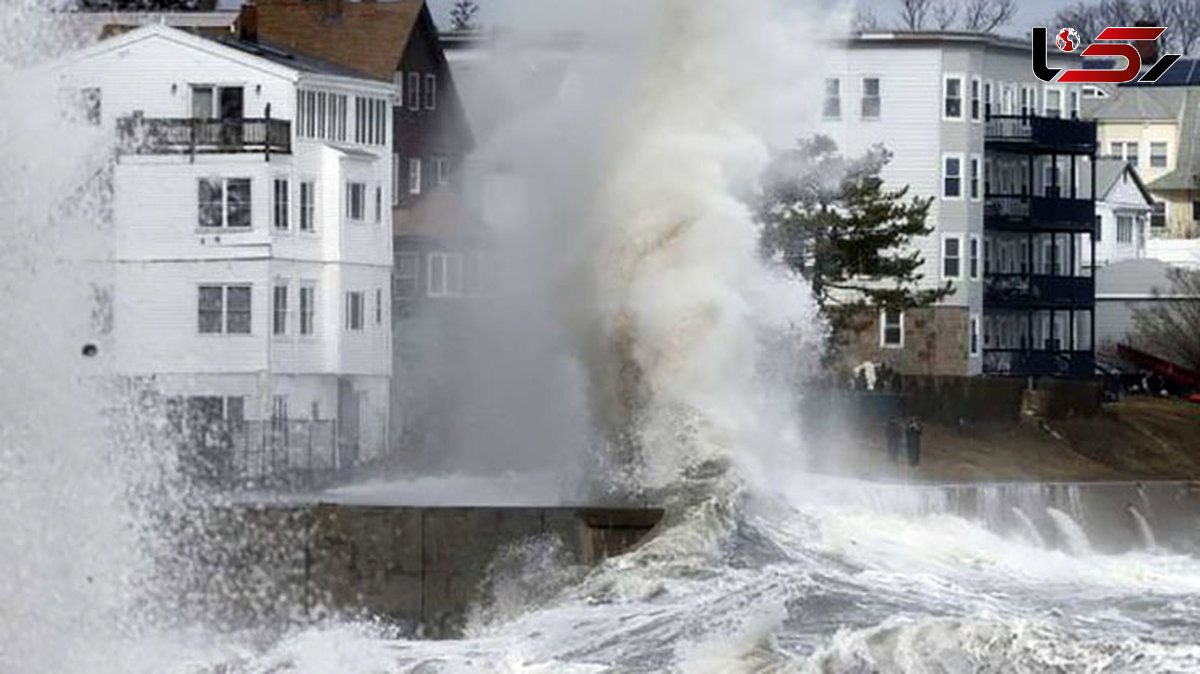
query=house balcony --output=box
[117,116,291,158]
[984,115,1096,155]
[984,194,1095,233]
[983,349,1095,378]
[983,273,1094,310]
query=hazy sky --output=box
[424,0,1083,37]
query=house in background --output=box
[822,31,1096,378]
[1085,158,1154,268]
[60,24,395,485]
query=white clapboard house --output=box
[59,24,394,485]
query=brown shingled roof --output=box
[246,0,423,82]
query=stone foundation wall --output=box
[838,306,970,377]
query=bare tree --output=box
[1131,267,1200,371]
[932,0,960,29]
[900,0,935,29]
[1053,0,1200,55]
[449,0,480,32]
[853,3,882,31]
[961,0,1017,31]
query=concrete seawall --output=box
[189,504,663,637]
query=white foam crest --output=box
[1047,507,1094,556]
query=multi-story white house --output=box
[60,24,394,484]
[1086,158,1154,267]
[821,32,1097,378]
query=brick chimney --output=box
[1133,18,1160,66]
[237,3,258,42]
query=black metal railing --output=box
[984,115,1096,154]
[178,419,350,490]
[117,117,292,159]
[984,273,1094,309]
[985,194,1095,231]
[983,349,1095,378]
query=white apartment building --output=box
[821,32,1096,378]
[60,25,394,483]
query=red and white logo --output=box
[1032,26,1181,84]
[1055,27,1080,52]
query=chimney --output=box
[237,3,258,42]
[1133,18,1159,67]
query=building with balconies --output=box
[821,31,1097,378]
[60,24,396,485]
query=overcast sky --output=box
[424,0,1083,37]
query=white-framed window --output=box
[1002,83,1014,115]
[1019,86,1029,117]
[299,284,316,336]
[353,97,388,145]
[198,284,251,335]
[395,252,419,298]
[1117,214,1134,243]
[970,77,981,121]
[424,73,437,110]
[1044,87,1062,118]
[861,77,881,119]
[435,157,449,186]
[299,180,315,232]
[408,158,422,195]
[345,291,365,331]
[969,155,980,200]
[943,154,963,199]
[1152,201,1167,229]
[375,186,382,223]
[969,235,980,280]
[393,71,404,106]
[198,178,251,229]
[822,77,840,119]
[944,75,963,120]
[943,235,963,280]
[983,81,992,118]
[346,181,367,221]
[296,89,347,142]
[273,178,289,231]
[407,72,420,110]
[1125,141,1139,166]
[375,288,383,324]
[880,308,904,348]
[1069,90,1080,118]
[272,283,288,336]
[969,314,980,357]
[427,252,463,297]
[392,154,401,205]
[1150,142,1168,168]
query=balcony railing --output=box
[178,419,348,491]
[117,116,292,159]
[985,194,1095,232]
[983,349,1095,378]
[984,273,1094,309]
[984,115,1096,154]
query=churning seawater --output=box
[5,0,1200,672]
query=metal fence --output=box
[178,419,346,491]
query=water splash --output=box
[1130,506,1158,551]
[1047,507,1094,556]
[1011,506,1046,549]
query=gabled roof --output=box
[211,34,372,80]
[1084,85,1184,121]
[1148,88,1200,192]
[1095,157,1154,205]
[249,0,425,82]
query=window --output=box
[345,291,365,331]
[273,284,288,336]
[1194,200,1200,222]
[970,78,981,121]
[969,315,980,357]
[944,76,962,119]
[822,78,840,118]
[346,182,366,221]
[300,181,315,232]
[272,395,289,433]
[428,252,463,297]
[1069,90,1079,118]
[969,235,980,280]
[1095,214,1103,242]
[375,288,383,324]
[943,155,963,198]
[1117,215,1134,243]
[296,90,347,142]
[299,285,315,335]
[395,253,419,298]
[198,285,251,335]
[424,73,437,110]
[392,154,401,205]
[435,157,449,186]
[1109,141,1123,158]
[943,236,962,280]
[861,77,880,119]
[1151,201,1166,229]
[1151,142,1168,168]
[198,178,251,229]
[1126,141,1139,166]
[1045,88,1062,118]
[969,156,980,200]
[409,158,422,195]
[273,178,289,230]
[393,71,404,106]
[375,186,382,223]
[983,81,991,118]
[880,309,903,348]
[1019,86,1029,117]
[407,72,420,110]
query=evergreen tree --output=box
[450,0,480,31]
[757,135,952,339]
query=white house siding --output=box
[1088,172,1150,267]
